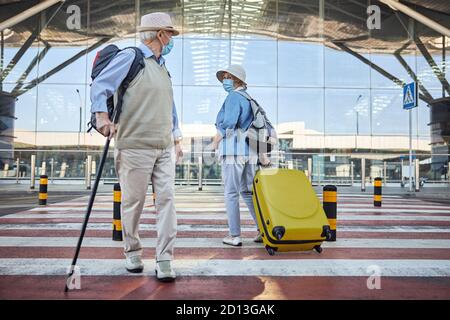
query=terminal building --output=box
[0,0,449,185]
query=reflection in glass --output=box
[278,0,321,40]
[37,84,86,132]
[231,40,277,86]
[246,87,277,125]
[371,89,407,135]
[324,0,369,40]
[325,89,370,135]
[278,88,324,133]
[278,41,324,87]
[325,46,370,88]
[370,50,415,89]
[88,1,136,37]
[183,39,230,85]
[183,0,230,38]
[3,84,37,132]
[417,52,445,90]
[182,86,227,125]
[165,38,183,85]
[231,0,278,39]
[36,0,89,85]
[2,14,40,87]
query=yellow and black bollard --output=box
[113,183,123,241]
[323,185,337,241]
[38,175,48,205]
[374,177,382,207]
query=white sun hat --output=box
[216,64,247,84]
[137,12,180,36]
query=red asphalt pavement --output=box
[0,191,450,299]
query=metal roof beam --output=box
[414,37,450,96]
[333,41,432,104]
[379,0,450,38]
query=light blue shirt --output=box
[215,89,254,156]
[90,43,182,139]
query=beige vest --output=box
[115,57,173,149]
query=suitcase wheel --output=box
[314,245,323,254]
[265,245,277,256]
[272,226,285,240]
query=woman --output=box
[212,65,262,246]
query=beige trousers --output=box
[114,146,177,261]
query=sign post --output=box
[403,82,418,192]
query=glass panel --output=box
[324,45,370,88]
[3,83,37,133]
[324,89,370,135]
[278,0,322,40]
[278,41,324,87]
[173,85,182,124]
[370,51,415,89]
[14,131,36,149]
[182,39,230,85]
[230,40,277,86]
[247,86,277,125]
[417,51,444,91]
[2,13,40,88]
[371,89,407,135]
[324,0,369,40]
[36,84,86,132]
[182,85,227,126]
[278,88,324,133]
[231,0,278,40]
[37,0,89,85]
[165,38,183,85]
[182,0,230,39]
[88,1,136,37]
[37,45,88,85]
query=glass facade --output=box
[1,0,449,183]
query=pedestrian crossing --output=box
[0,190,450,299]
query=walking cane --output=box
[64,108,120,292]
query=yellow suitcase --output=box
[252,168,332,255]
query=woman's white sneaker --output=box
[222,235,242,247]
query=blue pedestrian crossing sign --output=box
[403,82,417,110]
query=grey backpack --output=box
[236,91,277,153]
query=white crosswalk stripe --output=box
[1,258,450,277]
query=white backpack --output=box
[236,91,278,153]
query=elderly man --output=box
[90,12,182,282]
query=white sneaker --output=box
[125,255,144,273]
[223,235,242,247]
[155,260,176,282]
[253,232,263,243]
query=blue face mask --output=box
[222,79,234,92]
[161,38,174,56]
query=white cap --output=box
[137,12,180,36]
[216,64,247,85]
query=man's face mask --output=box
[222,78,234,92]
[159,31,174,56]
[162,38,174,56]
